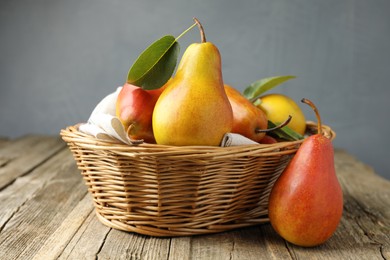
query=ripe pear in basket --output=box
[257,94,307,136]
[224,84,294,143]
[116,82,167,144]
[152,18,233,146]
[224,84,268,142]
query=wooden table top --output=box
[0,135,389,260]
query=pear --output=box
[224,84,268,142]
[268,98,343,247]
[259,135,278,144]
[257,94,306,136]
[152,19,233,146]
[116,82,166,143]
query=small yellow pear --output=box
[257,94,306,135]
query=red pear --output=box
[259,135,278,144]
[224,85,268,142]
[116,82,166,143]
[268,98,343,247]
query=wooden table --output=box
[0,135,389,260]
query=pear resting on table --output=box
[268,99,343,247]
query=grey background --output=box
[1,0,389,180]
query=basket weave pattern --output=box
[61,122,335,236]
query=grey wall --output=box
[1,0,389,179]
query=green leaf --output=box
[267,120,304,141]
[243,75,296,101]
[127,35,179,90]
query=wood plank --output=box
[186,226,292,260]
[0,135,52,158]
[0,135,66,190]
[230,226,292,259]
[58,222,292,259]
[0,149,87,259]
[0,137,11,167]
[0,137,10,147]
[0,148,73,230]
[141,237,171,260]
[96,230,171,259]
[186,232,234,259]
[168,236,192,260]
[336,151,390,259]
[0,136,31,168]
[172,225,291,260]
[255,224,298,260]
[32,193,94,260]
[83,218,291,259]
[57,210,110,260]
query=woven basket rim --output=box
[60,121,335,152]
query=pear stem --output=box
[255,115,292,134]
[193,17,206,43]
[301,98,322,135]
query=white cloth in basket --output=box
[79,87,136,144]
[78,87,258,147]
[220,133,258,146]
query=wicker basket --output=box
[60,122,335,237]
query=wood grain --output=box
[32,193,94,260]
[0,135,65,190]
[0,136,389,260]
[58,210,109,260]
[0,146,85,259]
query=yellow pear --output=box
[257,94,306,135]
[152,19,233,146]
